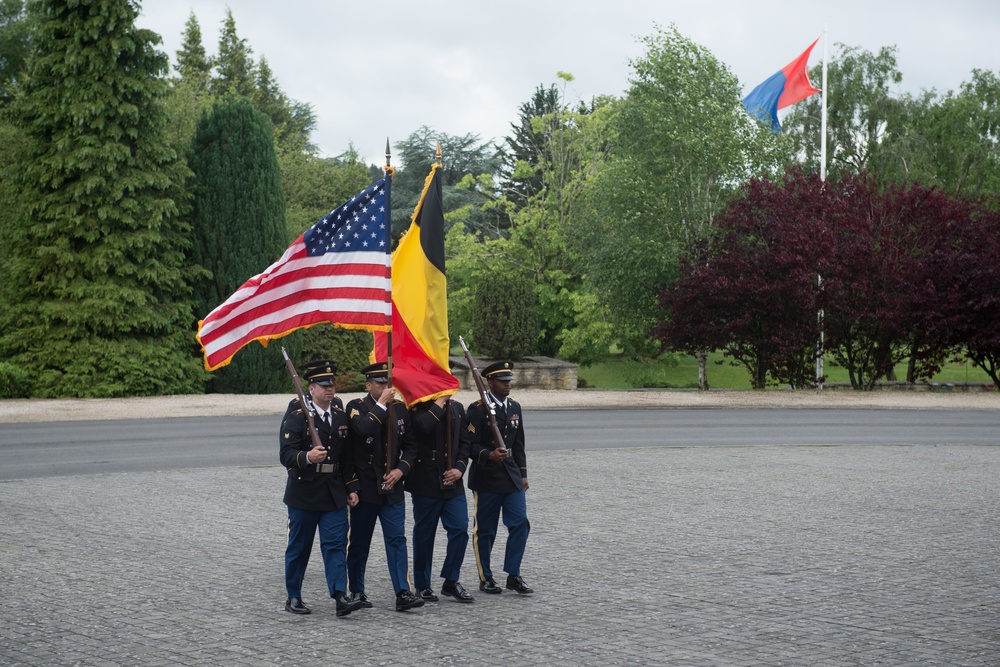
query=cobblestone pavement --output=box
[1,444,998,666]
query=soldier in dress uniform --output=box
[279,360,365,617]
[462,360,534,595]
[406,396,475,603]
[345,362,424,612]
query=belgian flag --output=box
[373,164,460,405]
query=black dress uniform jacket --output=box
[463,394,527,494]
[346,394,417,505]
[280,405,358,511]
[405,400,469,499]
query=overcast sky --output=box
[136,1,1000,166]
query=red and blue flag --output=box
[742,38,821,133]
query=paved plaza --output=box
[1,440,997,666]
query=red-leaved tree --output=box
[918,198,1000,386]
[822,177,961,388]
[658,169,838,388]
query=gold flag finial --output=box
[435,140,442,166]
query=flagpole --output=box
[816,25,829,388]
[385,136,393,388]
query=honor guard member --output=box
[406,396,475,603]
[463,360,533,595]
[279,360,365,617]
[345,362,424,612]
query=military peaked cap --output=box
[481,360,514,381]
[361,361,390,383]
[303,359,337,386]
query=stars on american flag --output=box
[303,178,390,256]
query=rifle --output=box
[379,397,395,494]
[281,347,324,456]
[458,336,507,456]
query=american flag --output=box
[197,176,392,371]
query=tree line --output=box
[0,1,996,397]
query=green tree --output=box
[579,25,787,356]
[253,56,316,154]
[447,76,617,362]
[783,44,911,180]
[174,11,210,92]
[392,126,499,237]
[1,0,204,397]
[498,83,561,210]
[472,271,539,359]
[0,0,30,105]
[188,95,293,393]
[211,8,255,98]
[921,69,1000,197]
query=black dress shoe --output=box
[441,580,474,602]
[351,592,373,608]
[285,597,311,614]
[479,577,502,594]
[505,574,534,594]
[334,591,364,617]
[418,588,439,602]
[395,590,425,611]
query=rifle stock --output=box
[380,400,395,494]
[281,347,323,453]
[458,337,507,453]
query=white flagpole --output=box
[816,25,829,388]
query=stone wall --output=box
[449,355,578,390]
[822,381,996,392]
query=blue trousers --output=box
[411,494,469,589]
[347,499,410,595]
[285,505,349,599]
[472,488,530,581]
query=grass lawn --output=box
[578,351,995,389]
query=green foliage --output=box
[174,11,210,92]
[0,0,30,105]
[188,94,293,393]
[472,272,540,359]
[553,290,616,366]
[280,147,371,239]
[392,126,499,238]
[579,25,791,357]
[0,360,32,398]
[921,69,1000,197]
[1,0,205,398]
[253,57,316,154]
[211,9,255,98]
[498,83,561,210]
[784,44,908,179]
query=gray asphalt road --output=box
[2,408,998,480]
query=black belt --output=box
[314,463,339,473]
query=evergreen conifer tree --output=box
[1,0,205,398]
[174,11,210,92]
[472,273,540,360]
[189,95,294,393]
[211,9,255,98]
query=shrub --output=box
[0,362,33,399]
[472,273,540,359]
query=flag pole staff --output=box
[435,140,454,488]
[381,137,396,493]
[816,25,829,388]
[385,136,393,384]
